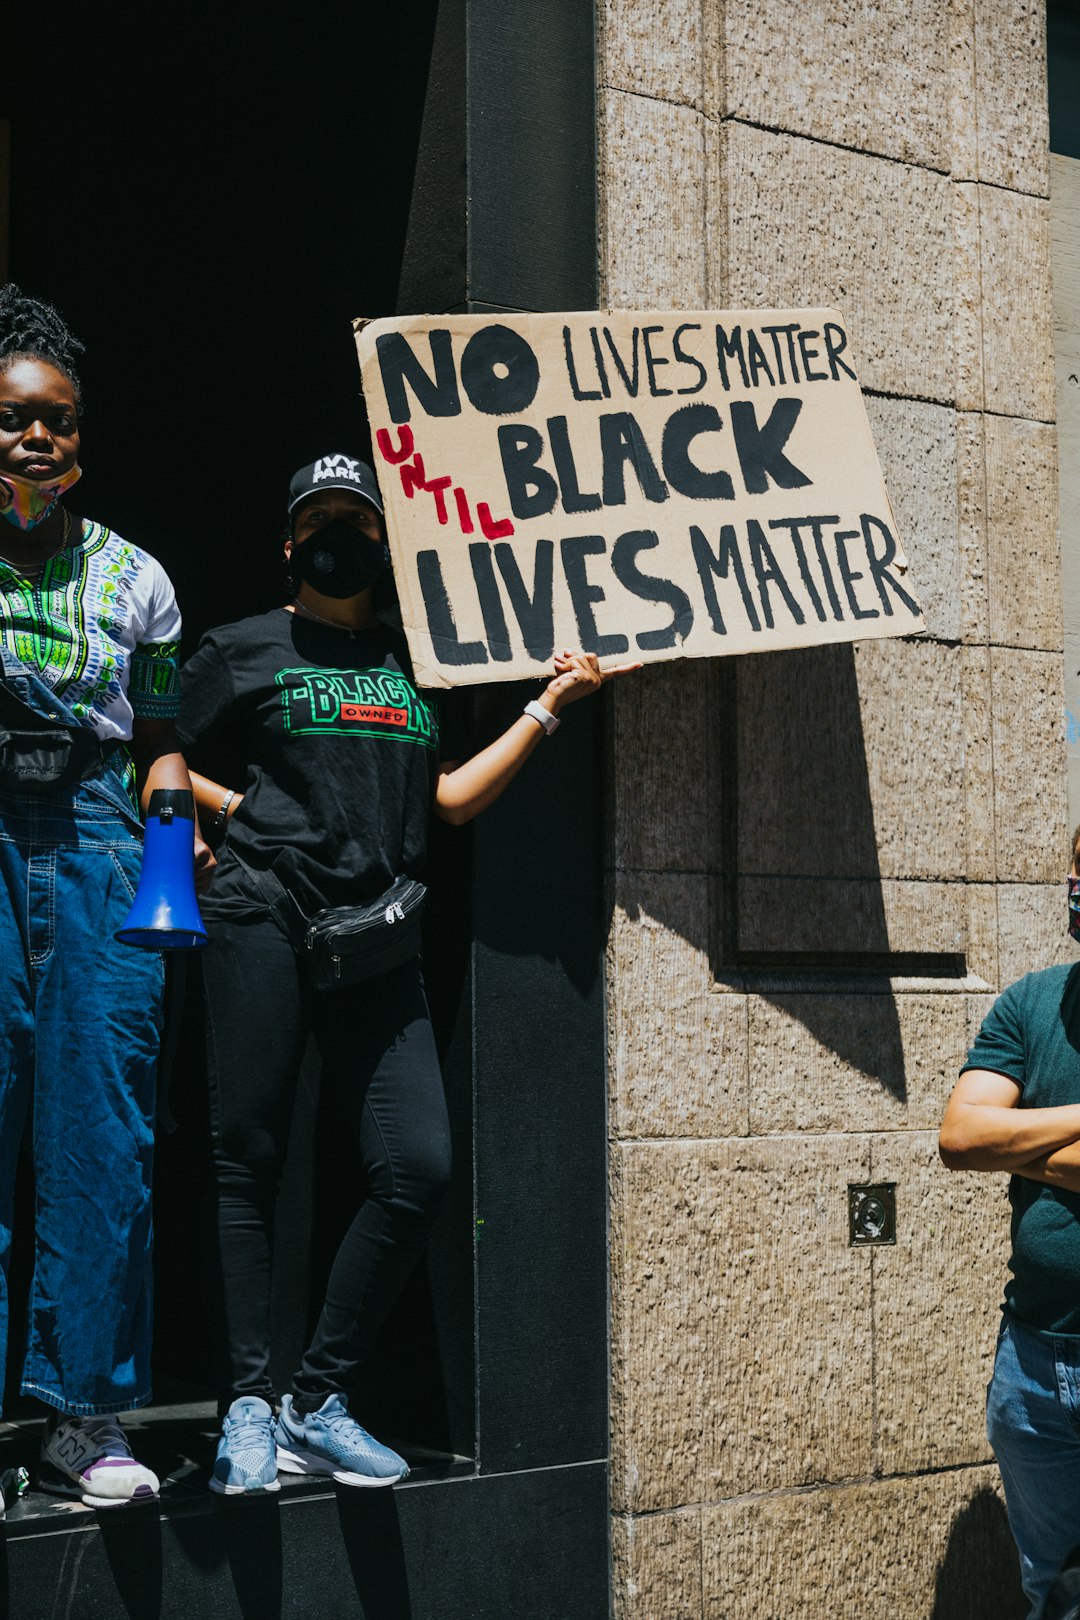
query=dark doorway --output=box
[0,5,610,1611]
[1,4,459,1436]
[2,2,438,642]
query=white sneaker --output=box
[39,1413,159,1508]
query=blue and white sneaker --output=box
[210,1397,280,1496]
[275,1393,408,1488]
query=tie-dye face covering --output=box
[0,464,82,532]
[1069,875,1080,944]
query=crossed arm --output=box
[939,1069,1080,1192]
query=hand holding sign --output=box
[545,648,642,709]
[432,643,638,825]
[354,309,923,688]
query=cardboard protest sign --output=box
[353,309,923,688]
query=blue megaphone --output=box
[116,788,208,950]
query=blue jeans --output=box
[988,1312,1080,1618]
[0,756,164,1415]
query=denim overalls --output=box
[0,652,163,1415]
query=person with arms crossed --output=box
[940,825,1080,1617]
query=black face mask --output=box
[292,518,390,599]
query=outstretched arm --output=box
[939,1068,1080,1171]
[434,649,640,826]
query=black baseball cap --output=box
[287,454,384,516]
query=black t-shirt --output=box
[177,609,470,919]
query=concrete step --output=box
[0,1409,607,1619]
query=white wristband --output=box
[212,789,236,830]
[523,699,560,735]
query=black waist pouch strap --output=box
[232,855,425,991]
[0,680,104,792]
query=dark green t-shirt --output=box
[963,963,1080,1335]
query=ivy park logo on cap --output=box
[287,454,384,516]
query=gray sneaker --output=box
[39,1414,159,1507]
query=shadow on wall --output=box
[731,644,908,1100]
[96,1509,166,1620]
[466,644,921,1113]
[612,646,911,1100]
[930,1486,1025,1620]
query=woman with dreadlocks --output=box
[0,284,210,1510]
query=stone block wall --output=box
[600,3,1070,1614]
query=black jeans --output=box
[201,912,451,1411]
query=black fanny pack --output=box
[0,681,106,792]
[235,856,426,990]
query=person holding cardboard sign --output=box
[177,453,636,1496]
